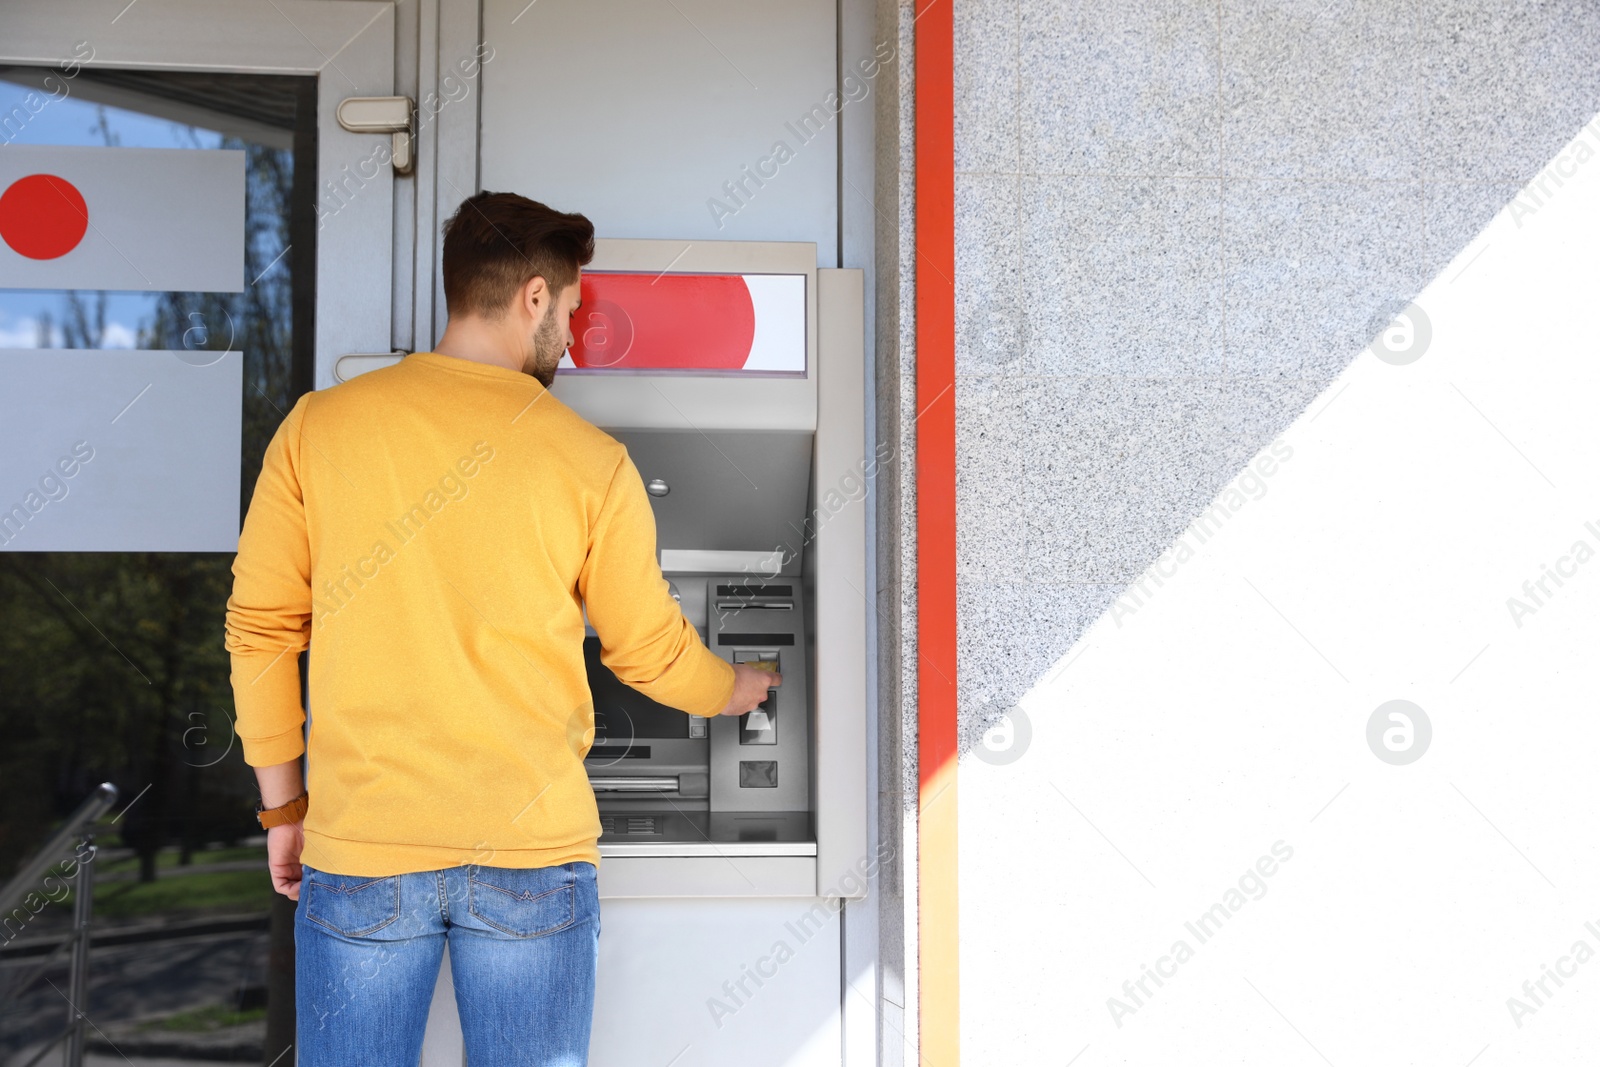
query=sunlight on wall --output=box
[961,112,1600,1064]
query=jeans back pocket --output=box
[303,868,403,938]
[466,864,576,938]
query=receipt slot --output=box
[558,239,868,903]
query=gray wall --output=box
[945,0,1600,742]
[478,0,839,262]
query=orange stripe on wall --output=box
[914,0,959,1063]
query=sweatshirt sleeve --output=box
[578,450,735,717]
[225,393,314,766]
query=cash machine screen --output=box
[582,636,690,743]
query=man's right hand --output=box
[267,822,305,900]
[718,663,781,716]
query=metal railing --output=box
[0,782,119,1067]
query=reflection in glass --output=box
[0,67,316,1065]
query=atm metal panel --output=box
[709,579,812,814]
[612,429,814,558]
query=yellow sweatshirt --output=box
[224,350,735,876]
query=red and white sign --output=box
[561,272,806,373]
[0,144,245,292]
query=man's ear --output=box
[521,274,550,317]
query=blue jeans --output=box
[294,861,600,1066]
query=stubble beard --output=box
[522,304,564,388]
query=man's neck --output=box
[433,318,524,374]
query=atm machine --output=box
[406,240,871,1066]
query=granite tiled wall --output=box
[946,0,1600,746]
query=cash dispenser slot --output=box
[588,776,683,793]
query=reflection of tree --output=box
[142,133,300,514]
[32,290,110,350]
[0,135,300,885]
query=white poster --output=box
[0,349,243,552]
[0,145,245,292]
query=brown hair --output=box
[440,192,595,319]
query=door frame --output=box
[0,0,397,387]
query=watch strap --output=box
[257,790,308,829]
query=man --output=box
[224,191,779,1065]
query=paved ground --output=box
[5,1049,260,1067]
[0,928,271,1066]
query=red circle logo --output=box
[0,174,89,260]
[567,274,757,371]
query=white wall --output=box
[592,899,842,1067]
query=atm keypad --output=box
[733,651,779,745]
[740,690,777,745]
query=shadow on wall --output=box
[951,0,1600,755]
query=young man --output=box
[224,191,779,1064]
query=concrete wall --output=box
[926,0,1600,1061]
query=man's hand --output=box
[267,822,305,900]
[718,663,782,716]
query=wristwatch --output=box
[256,789,308,829]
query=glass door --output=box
[0,3,395,1064]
